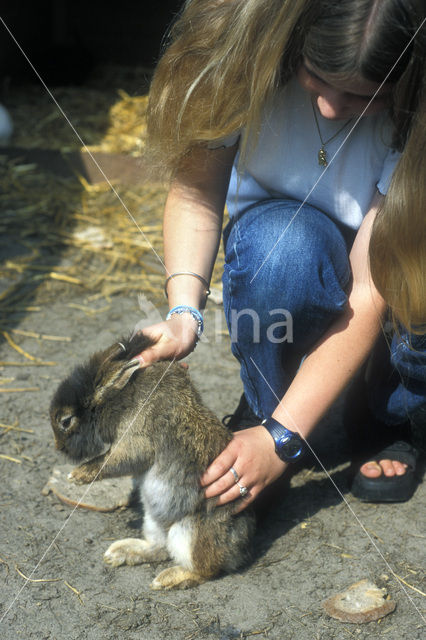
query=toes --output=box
[379,459,408,477]
[378,459,396,477]
[360,461,382,478]
[391,460,408,476]
[360,459,408,479]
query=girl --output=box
[137,0,425,508]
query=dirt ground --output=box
[1,75,425,640]
[0,287,425,640]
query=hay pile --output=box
[1,77,224,318]
[0,154,167,313]
[9,81,148,156]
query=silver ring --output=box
[229,466,239,483]
[237,482,248,498]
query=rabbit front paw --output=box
[104,538,169,567]
[68,465,98,485]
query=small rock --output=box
[42,464,134,512]
[322,579,396,623]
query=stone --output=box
[322,579,396,623]
[42,464,134,512]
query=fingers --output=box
[134,317,199,368]
[200,444,237,489]
[137,327,178,366]
[136,349,189,369]
[135,346,163,368]
[212,483,255,512]
[233,490,257,513]
[203,464,255,512]
[200,427,286,512]
[200,441,254,510]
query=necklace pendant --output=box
[318,147,328,167]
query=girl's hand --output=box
[200,426,287,513]
[134,314,199,367]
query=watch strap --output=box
[262,416,304,462]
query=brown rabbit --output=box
[49,333,254,590]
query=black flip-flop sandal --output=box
[351,440,419,503]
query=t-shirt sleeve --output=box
[376,148,401,195]
[207,132,240,149]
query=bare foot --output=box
[360,459,408,478]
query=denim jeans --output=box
[368,333,426,430]
[222,198,426,429]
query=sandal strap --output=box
[370,440,418,469]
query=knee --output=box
[263,203,347,278]
[223,201,351,350]
[228,201,348,285]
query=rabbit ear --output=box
[91,333,157,404]
[93,355,140,403]
[108,358,141,390]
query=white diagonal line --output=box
[250,355,426,623]
[0,15,169,277]
[250,17,426,284]
[1,7,425,627]
[0,358,176,624]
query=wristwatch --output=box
[262,416,304,462]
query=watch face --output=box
[277,434,303,459]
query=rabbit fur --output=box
[49,333,254,590]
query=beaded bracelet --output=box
[164,271,211,299]
[166,305,204,339]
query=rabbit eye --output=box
[60,416,74,432]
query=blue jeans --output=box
[368,333,426,429]
[222,199,426,429]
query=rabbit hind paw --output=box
[104,538,168,567]
[150,566,206,590]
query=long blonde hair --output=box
[369,102,426,334]
[146,0,316,174]
[146,0,426,332]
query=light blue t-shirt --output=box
[224,76,401,230]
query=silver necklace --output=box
[311,99,353,167]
